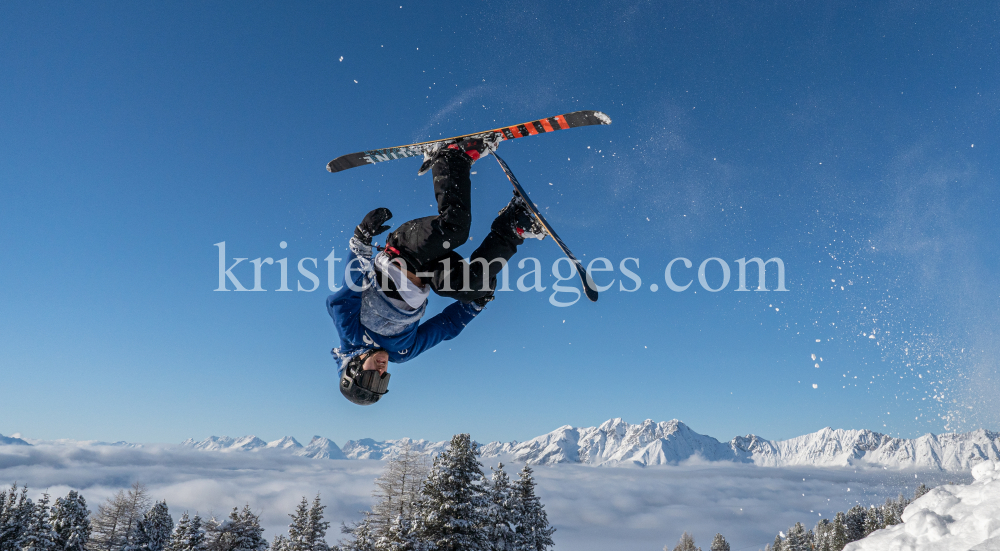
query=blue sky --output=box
[1,1,997,446]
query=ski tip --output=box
[584,287,599,302]
[592,111,612,125]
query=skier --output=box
[329,137,545,405]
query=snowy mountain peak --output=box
[295,436,346,460]
[231,435,268,451]
[0,433,30,446]
[266,436,303,450]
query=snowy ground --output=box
[845,461,1000,551]
[0,442,974,550]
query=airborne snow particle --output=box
[354,80,358,83]
[812,384,818,389]
[811,354,816,360]
[339,56,343,62]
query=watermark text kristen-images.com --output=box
[213,242,788,307]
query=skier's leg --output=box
[429,206,527,302]
[386,149,473,271]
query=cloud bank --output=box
[0,440,970,551]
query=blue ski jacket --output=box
[328,238,480,375]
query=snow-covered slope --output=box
[155,420,1000,470]
[844,461,1000,550]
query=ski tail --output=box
[327,110,611,173]
[492,152,599,303]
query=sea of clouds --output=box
[0,441,970,551]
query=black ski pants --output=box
[386,149,522,303]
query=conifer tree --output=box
[830,512,848,551]
[484,464,515,551]
[22,492,55,551]
[861,506,882,536]
[813,519,831,551]
[209,506,267,551]
[306,495,329,551]
[51,490,90,551]
[784,523,809,551]
[335,518,375,551]
[771,533,783,551]
[844,505,866,543]
[670,532,699,551]
[512,465,554,551]
[126,501,172,551]
[270,535,289,551]
[170,513,207,551]
[411,434,488,551]
[914,483,929,500]
[169,513,191,551]
[0,484,33,551]
[709,533,729,551]
[286,498,310,551]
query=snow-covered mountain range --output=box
[6,419,998,471]
[179,435,346,459]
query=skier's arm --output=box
[326,236,371,342]
[327,208,394,340]
[406,301,481,358]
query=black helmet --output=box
[339,351,391,406]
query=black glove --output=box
[472,293,495,309]
[354,208,393,245]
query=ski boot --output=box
[418,133,501,175]
[494,190,545,241]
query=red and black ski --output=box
[492,152,599,303]
[327,110,611,173]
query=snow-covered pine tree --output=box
[91,483,152,551]
[210,506,267,551]
[50,490,90,551]
[812,519,831,551]
[913,484,929,500]
[169,512,207,551]
[843,505,865,543]
[170,513,191,551]
[306,495,329,551]
[512,465,554,551]
[411,433,488,551]
[0,484,33,551]
[286,498,310,551]
[669,531,698,551]
[771,533,783,551]
[126,501,173,551]
[709,533,729,551]
[335,517,376,551]
[783,522,808,551]
[830,512,848,551]
[21,492,55,551]
[861,506,881,536]
[484,464,515,551]
[270,535,289,551]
